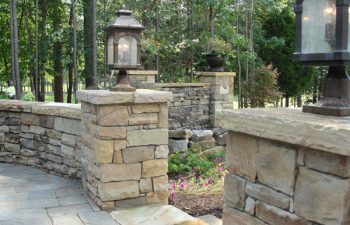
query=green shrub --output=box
[168,148,214,176]
[21,92,35,101]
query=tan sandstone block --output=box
[97,105,128,126]
[93,125,127,140]
[223,206,267,225]
[94,139,114,163]
[304,148,350,178]
[113,151,123,164]
[129,113,158,125]
[142,159,168,178]
[100,163,141,182]
[122,146,155,163]
[295,167,350,225]
[245,182,290,210]
[115,140,127,151]
[127,129,168,147]
[153,176,169,192]
[256,140,296,195]
[132,104,159,114]
[139,178,153,193]
[226,132,258,181]
[146,191,168,205]
[98,181,139,201]
[158,103,168,128]
[224,173,246,210]
[256,202,309,225]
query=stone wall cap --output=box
[196,72,236,77]
[0,100,81,120]
[77,89,173,105]
[216,108,350,156]
[126,70,158,75]
[152,83,210,88]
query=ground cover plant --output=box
[168,148,226,218]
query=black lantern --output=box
[295,0,350,116]
[105,8,144,92]
[105,8,144,70]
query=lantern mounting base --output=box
[110,69,136,92]
[303,103,350,117]
[303,66,350,117]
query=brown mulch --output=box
[169,192,224,219]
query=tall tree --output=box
[83,0,97,88]
[9,0,21,99]
[52,0,64,102]
[34,0,39,101]
[38,0,48,102]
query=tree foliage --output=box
[1,0,320,107]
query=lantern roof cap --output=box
[105,8,144,30]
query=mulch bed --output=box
[169,192,224,219]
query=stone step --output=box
[198,215,222,225]
[110,204,209,225]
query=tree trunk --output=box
[83,0,96,88]
[34,0,39,101]
[24,0,35,94]
[9,0,22,99]
[52,0,64,103]
[236,0,242,108]
[297,95,302,107]
[285,95,290,107]
[53,42,64,102]
[73,0,78,102]
[38,0,48,102]
[67,6,73,103]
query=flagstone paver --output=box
[0,163,120,225]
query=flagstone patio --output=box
[0,163,119,225]
[0,163,219,225]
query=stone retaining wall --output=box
[131,72,236,129]
[217,108,350,225]
[0,101,82,178]
[152,83,211,130]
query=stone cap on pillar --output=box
[196,72,236,77]
[216,108,350,156]
[77,89,173,105]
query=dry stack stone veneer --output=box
[217,108,350,225]
[0,101,82,178]
[130,72,236,130]
[77,89,173,210]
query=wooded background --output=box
[2,0,323,107]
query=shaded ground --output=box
[0,163,119,225]
[169,192,224,219]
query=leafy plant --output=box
[21,92,35,101]
[168,148,214,176]
[205,36,232,56]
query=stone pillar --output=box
[216,108,350,225]
[77,89,172,210]
[128,70,157,84]
[198,72,236,127]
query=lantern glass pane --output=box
[302,0,336,54]
[117,36,137,65]
[107,34,114,64]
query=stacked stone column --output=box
[216,108,350,225]
[198,72,235,127]
[77,89,172,210]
